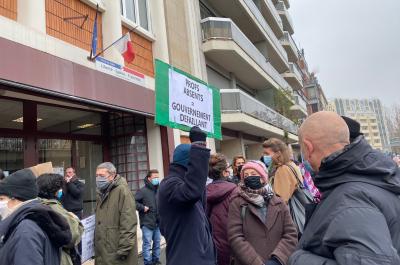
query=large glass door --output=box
[75,140,103,217]
[0,138,24,176]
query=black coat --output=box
[0,200,71,265]
[135,178,159,230]
[289,137,400,265]
[158,145,216,265]
[62,177,84,213]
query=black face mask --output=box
[244,176,264,190]
[237,165,243,176]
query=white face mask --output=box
[0,200,10,220]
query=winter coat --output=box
[206,180,238,265]
[271,162,303,203]
[0,199,71,265]
[289,137,400,265]
[95,175,138,265]
[158,145,216,265]
[228,194,298,265]
[135,177,159,230]
[41,199,84,265]
[62,177,84,213]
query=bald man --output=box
[289,111,400,265]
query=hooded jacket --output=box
[158,145,216,265]
[0,199,71,265]
[206,180,238,265]
[135,177,159,230]
[95,175,138,265]
[289,137,400,265]
[41,199,84,265]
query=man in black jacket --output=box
[62,167,84,219]
[158,126,216,265]
[0,168,71,265]
[289,111,400,265]
[135,169,161,265]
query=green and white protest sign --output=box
[155,59,222,139]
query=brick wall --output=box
[46,0,102,52]
[0,0,17,20]
[122,26,154,77]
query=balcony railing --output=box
[289,63,303,83]
[243,0,288,62]
[281,32,297,54]
[201,17,292,92]
[254,0,283,31]
[293,94,307,111]
[275,1,294,31]
[220,89,298,135]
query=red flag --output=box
[115,33,135,63]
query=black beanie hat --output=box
[342,116,363,140]
[0,169,38,201]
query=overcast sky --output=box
[290,0,400,107]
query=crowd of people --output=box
[0,111,400,265]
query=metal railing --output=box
[289,63,303,83]
[243,0,288,62]
[254,0,283,30]
[220,89,298,134]
[201,17,292,92]
[275,1,294,31]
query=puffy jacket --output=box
[135,177,159,230]
[206,180,238,265]
[228,194,298,265]
[289,137,400,265]
[158,145,216,265]
[95,175,138,265]
[0,199,71,265]
[41,199,84,265]
[62,177,84,213]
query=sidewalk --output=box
[82,247,166,265]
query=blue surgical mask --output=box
[303,160,314,175]
[151,178,160,186]
[263,155,272,167]
[56,190,63,200]
[96,176,110,191]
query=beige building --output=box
[325,100,337,113]
[347,112,383,150]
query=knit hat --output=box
[0,169,38,201]
[240,160,268,183]
[173,144,191,168]
[342,116,363,140]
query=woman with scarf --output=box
[228,161,297,265]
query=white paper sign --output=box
[168,69,214,133]
[81,215,96,263]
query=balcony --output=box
[201,17,293,95]
[275,0,294,34]
[205,0,289,72]
[280,31,298,62]
[282,63,303,90]
[290,94,308,118]
[253,0,284,38]
[220,89,299,141]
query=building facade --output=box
[0,0,178,216]
[168,0,309,162]
[333,98,391,151]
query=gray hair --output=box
[97,162,117,175]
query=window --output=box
[121,0,151,31]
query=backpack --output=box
[287,165,314,236]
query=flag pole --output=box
[91,25,139,61]
[89,4,99,60]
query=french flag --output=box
[115,33,136,64]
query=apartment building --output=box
[165,0,308,161]
[334,98,391,151]
[0,0,177,216]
